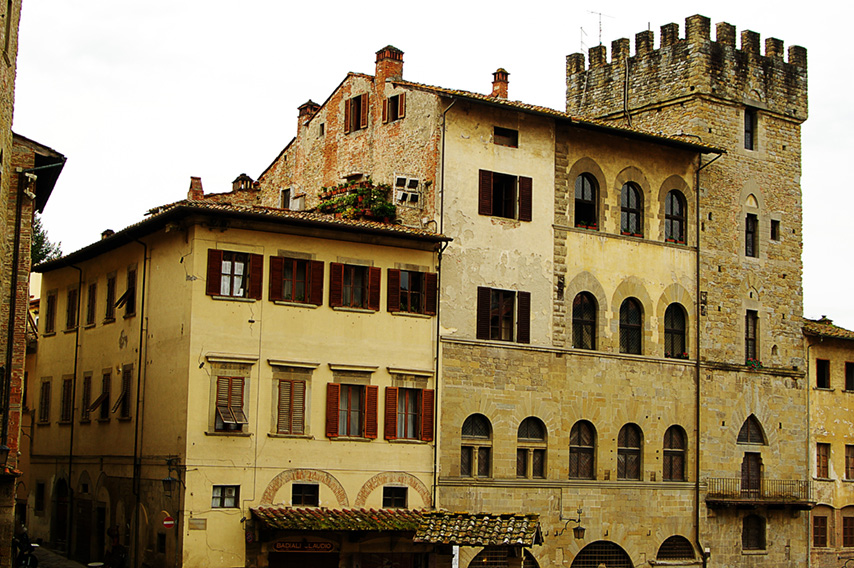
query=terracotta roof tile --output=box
[414,511,542,546]
[251,507,422,531]
[804,317,854,341]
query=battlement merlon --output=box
[565,14,808,122]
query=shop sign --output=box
[272,539,335,553]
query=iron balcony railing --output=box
[706,478,813,507]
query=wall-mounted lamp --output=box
[162,457,184,497]
[555,507,585,539]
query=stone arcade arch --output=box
[570,540,633,568]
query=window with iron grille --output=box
[211,485,239,508]
[745,310,758,362]
[814,515,828,547]
[817,443,830,478]
[619,298,642,354]
[86,282,97,326]
[569,420,595,479]
[461,414,491,478]
[656,535,695,560]
[37,381,50,424]
[574,174,597,229]
[665,190,686,243]
[737,415,766,444]
[620,183,642,236]
[382,486,407,509]
[816,359,831,388]
[277,379,306,435]
[663,426,686,481]
[617,424,642,480]
[66,286,78,330]
[570,541,633,567]
[215,376,248,432]
[745,214,758,257]
[478,170,532,221]
[292,483,319,506]
[844,517,854,547]
[572,292,596,350]
[742,514,765,550]
[516,417,547,479]
[60,377,72,423]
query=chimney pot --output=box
[491,68,509,99]
[101,229,115,240]
[375,45,404,84]
[188,176,204,201]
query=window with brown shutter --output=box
[383,94,405,124]
[385,387,434,442]
[384,387,398,440]
[86,282,97,326]
[359,94,368,129]
[365,384,378,439]
[66,286,78,330]
[476,287,530,343]
[80,374,92,423]
[270,257,324,305]
[476,169,532,221]
[215,376,248,432]
[345,94,369,133]
[60,378,72,423]
[104,274,116,321]
[814,515,828,547]
[206,250,262,300]
[388,270,437,315]
[277,379,306,435]
[38,381,50,424]
[817,443,830,478]
[617,424,642,480]
[421,389,434,442]
[331,264,377,310]
[326,383,340,437]
[44,290,57,333]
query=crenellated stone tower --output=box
[567,15,810,567]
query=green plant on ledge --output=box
[746,357,762,370]
[317,179,397,222]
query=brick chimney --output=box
[188,176,204,201]
[297,100,320,134]
[375,45,404,84]
[491,68,509,99]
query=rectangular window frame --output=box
[344,93,369,133]
[104,273,116,322]
[478,169,532,222]
[817,442,830,479]
[382,93,406,124]
[384,386,434,442]
[745,310,759,362]
[37,380,50,424]
[816,359,831,389]
[292,483,319,506]
[745,214,758,258]
[59,377,73,423]
[744,108,757,151]
[211,485,239,508]
[269,257,323,305]
[80,373,92,423]
[276,378,306,435]
[846,445,854,480]
[844,517,854,548]
[493,126,518,148]
[475,287,531,344]
[814,515,828,548]
[329,263,380,311]
[215,376,249,433]
[325,381,378,439]
[382,486,407,508]
[206,249,263,300]
[846,362,854,391]
[44,290,57,334]
[85,282,97,326]
[386,269,437,315]
[65,286,79,330]
[770,219,780,241]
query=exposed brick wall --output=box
[261,468,349,507]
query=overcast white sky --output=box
[13,1,854,330]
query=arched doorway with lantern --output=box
[570,540,632,568]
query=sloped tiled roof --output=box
[250,508,543,547]
[414,511,542,546]
[804,317,854,341]
[251,507,422,531]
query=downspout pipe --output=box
[694,151,722,567]
[130,239,148,568]
[64,264,83,556]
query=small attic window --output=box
[319,123,325,136]
[494,126,518,148]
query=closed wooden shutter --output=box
[248,254,263,300]
[398,92,405,119]
[329,263,344,307]
[326,383,340,438]
[206,250,223,296]
[309,260,324,305]
[367,267,381,311]
[292,380,305,434]
[269,257,284,302]
[384,387,398,440]
[517,291,531,344]
[277,380,291,433]
[424,272,438,315]
[478,170,493,216]
[421,389,435,442]
[359,94,369,129]
[387,269,401,312]
[476,287,491,339]
[344,98,351,133]
[365,385,378,439]
[382,98,389,124]
[518,176,533,222]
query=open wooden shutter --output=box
[231,377,248,424]
[343,98,351,134]
[309,260,324,306]
[421,389,435,442]
[476,287,491,339]
[359,94,369,129]
[384,387,398,440]
[387,269,401,312]
[329,263,344,307]
[517,291,531,344]
[365,385,378,439]
[206,250,223,296]
[269,257,284,302]
[326,383,340,438]
[215,377,232,424]
[424,272,438,315]
[478,170,493,216]
[248,254,263,300]
[518,176,533,222]
[398,92,406,119]
[367,267,381,311]
[382,98,389,124]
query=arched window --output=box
[617,424,642,480]
[742,514,766,550]
[570,541,633,568]
[517,417,547,479]
[663,426,686,481]
[664,303,686,359]
[656,536,695,560]
[620,183,642,236]
[569,420,596,479]
[737,415,766,445]
[471,547,540,568]
[665,190,686,243]
[461,414,492,478]
[572,292,597,350]
[574,174,598,229]
[619,298,642,354]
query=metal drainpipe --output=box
[694,151,722,567]
[130,239,148,568]
[65,264,82,557]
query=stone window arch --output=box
[737,415,766,445]
[461,414,492,477]
[656,535,695,560]
[663,425,687,481]
[619,298,643,354]
[620,182,643,236]
[617,423,643,480]
[569,420,596,479]
[572,292,597,350]
[517,417,547,479]
[574,174,598,229]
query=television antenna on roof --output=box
[587,10,614,46]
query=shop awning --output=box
[251,507,542,547]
